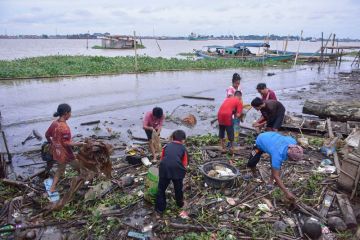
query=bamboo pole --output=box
[294,30,303,67]
[133,31,138,72]
[320,32,324,61]
[331,34,336,54]
[86,30,89,49]
[283,35,289,55]
[318,32,324,71]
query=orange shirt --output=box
[217,97,243,126]
[45,120,74,163]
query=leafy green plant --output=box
[52,203,77,220]
[0,55,295,79]
[187,134,219,147]
[271,188,283,200]
[335,230,354,240]
[306,173,324,192]
[308,137,324,147]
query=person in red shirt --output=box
[217,91,243,153]
[45,103,84,192]
[256,83,277,101]
[143,107,165,161]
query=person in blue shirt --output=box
[247,132,303,201]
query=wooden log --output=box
[336,193,357,229]
[0,178,41,192]
[80,120,100,126]
[296,202,326,222]
[1,178,29,188]
[168,222,217,231]
[0,220,86,234]
[303,100,360,122]
[182,95,215,101]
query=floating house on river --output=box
[101,35,138,49]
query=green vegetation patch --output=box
[0,55,292,79]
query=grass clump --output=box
[187,133,219,147]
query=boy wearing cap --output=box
[247,132,303,201]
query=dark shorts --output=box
[145,129,153,140]
[219,125,234,141]
[247,145,264,168]
[267,111,285,130]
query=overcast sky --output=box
[0,0,359,38]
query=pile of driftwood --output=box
[1,126,360,239]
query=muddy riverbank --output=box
[1,60,360,239]
[0,60,357,178]
[1,63,348,153]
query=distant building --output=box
[101,35,138,49]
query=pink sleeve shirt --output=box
[143,111,165,130]
[226,86,242,97]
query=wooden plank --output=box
[340,169,356,180]
[80,120,100,126]
[0,154,7,179]
[326,46,360,50]
[326,119,341,174]
[336,193,357,229]
[338,157,358,191]
[349,153,360,163]
[182,95,215,101]
[351,165,360,199]
[0,131,11,162]
[319,191,335,217]
[327,118,334,138]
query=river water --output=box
[0,39,358,156]
[1,39,359,60]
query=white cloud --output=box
[0,0,359,38]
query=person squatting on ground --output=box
[143,107,165,161]
[155,130,188,215]
[217,91,243,153]
[251,97,285,131]
[247,131,303,201]
[45,103,84,193]
[256,83,277,101]
[226,73,242,97]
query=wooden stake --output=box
[351,165,360,199]
[134,31,138,72]
[284,35,289,55]
[331,34,336,54]
[319,32,324,68]
[294,30,303,67]
[326,118,341,174]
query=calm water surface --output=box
[1,39,359,60]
